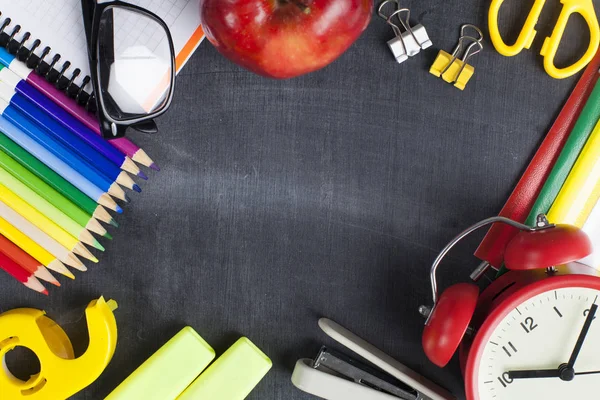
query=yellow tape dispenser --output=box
[0,297,118,399]
[489,0,599,79]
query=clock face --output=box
[475,286,600,399]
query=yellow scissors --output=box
[489,0,599,79]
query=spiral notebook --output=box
[0,0,204,111]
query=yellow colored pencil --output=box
[0,216,75,278]
[0,165,105,249]
[0,200,89,269]
[548,119,600,227]
[0,186,97,261]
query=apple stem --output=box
[281,0,311,13]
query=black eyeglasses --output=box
[81,0,176,139]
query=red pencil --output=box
[0,248,48,295]
[0,235,59,286]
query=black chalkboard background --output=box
[0,0,595,398]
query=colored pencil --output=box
[0,99,128,201]
[0,211,82,274]
[0,69,141,192]
[0,187,99,260]
[475,57,600,270]
[0,234,59,286]
[0,51,158,170]
[0,215,76,276]
[29,72,159,170]
[0,246,48,294]
[0,132,121,216]
[547,118,600,227]
[0,203,88,271]
[0,114,123,207]
[0,65,145,178]
[0,149,115,234]
[6,86,140,192]
[0,165,107,246]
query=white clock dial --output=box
[476,286,600,399]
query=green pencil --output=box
[0,133,120,223]
[0,149,115,235]
[0,163,107,251]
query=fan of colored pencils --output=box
[0,48,158,295]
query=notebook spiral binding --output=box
[0,12,96,113]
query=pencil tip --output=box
[133,184,142,193]
[42,289,49,296]
[52,281,61,287]
[124,194,131,203]
[110,218,119,227]
[116,205,123,214]
[138,171,148,180]
[150,163,160,171]
[104,232,113,240]
[94,241,105,251]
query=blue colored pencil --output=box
[0,102,123,204]
[0,83,140,193]
[0,66,145,179]
[0,98,128,202]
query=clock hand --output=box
[567,303,598,369]
[508,369,560,379]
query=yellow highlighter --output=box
[547,119,600,226]
[106,327,216,400]
[178,337,272,400]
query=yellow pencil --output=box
[0,216,75,278]
[0,200,90,269]
[0,185,97,261]
[547,119,600,227]
[0,165,105,249]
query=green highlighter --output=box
[105,327,216,400]
[177,337,273,400]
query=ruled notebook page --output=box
[0,0,203,86]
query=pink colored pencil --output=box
[27,73,159,171]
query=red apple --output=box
[200,0,373,79]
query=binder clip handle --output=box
[378,0,412,35]
[439,24,483,83]
[378,0,432,63]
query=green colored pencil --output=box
[0,149,114,237]
[0,166,106,250]
[0,132,120,223]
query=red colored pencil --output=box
[0,247,48,295]
[0,234,59,286]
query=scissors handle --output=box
[541,0,600,79]
[489,0,546,56]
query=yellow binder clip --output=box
[430,24,483,90]
[489,0,599,79]
[0,297,118,399]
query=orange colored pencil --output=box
[0,234,59,286]
[0,246,47,295]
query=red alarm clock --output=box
[419,215,597,400]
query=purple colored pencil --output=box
[12,79,145,177]
[27,72,159,170]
